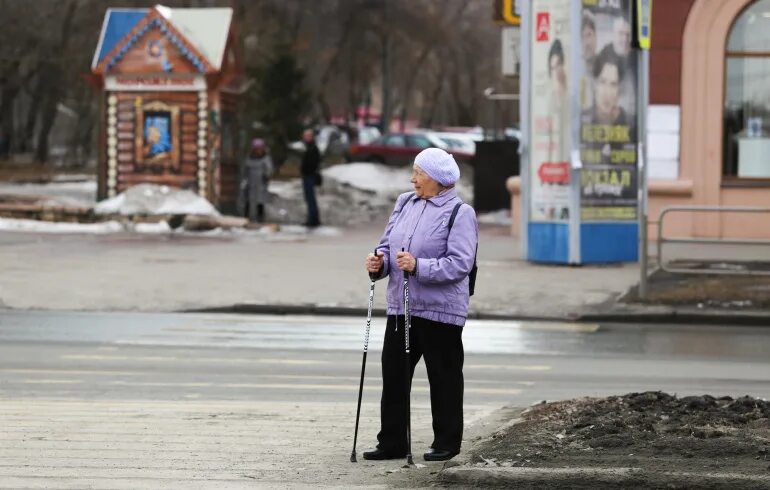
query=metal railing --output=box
[657,205,770,276]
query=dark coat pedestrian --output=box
[301,129,321,227]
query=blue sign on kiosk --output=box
[520,0,644,265]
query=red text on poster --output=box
[536,12,550,42]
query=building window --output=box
[724,0,770,180]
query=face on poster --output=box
[579,0,638,221]
[530,0,572,222]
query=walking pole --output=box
[350,249,378,463]
[402,248,414,467]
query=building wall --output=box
[646,1,696,181]
[105,91,200,195]
[649,0,696,105]
[680,0,770,238]
[648,0,770,239]
[218,91,240,212]
[510,0,770,244]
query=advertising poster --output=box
[579,0,638,220]
[530,0,572,222]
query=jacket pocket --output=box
[429,218,451,252]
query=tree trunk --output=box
[380,32,391,133]
[316,93,331,124]
[448,45,472,126]
[67,85,93,166]
[0,56,21,158]
[317,1,355,123]
[287,2,305,45]
[34,0,77,163]
[346,47,358,124]
[0,83,19,159]
[465,47,479,123]
[421,73,444,128]
[34,70,57,163]
[22,73,44,152]
[398,2,468,130]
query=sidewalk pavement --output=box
[0,221,766,324]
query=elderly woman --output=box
[363,147,478,462]
[239,138,273,223]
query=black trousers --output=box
[376,315,464,453]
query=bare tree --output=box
[35,0,78,163]
[0,0,510,166]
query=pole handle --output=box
[369,247,380,281]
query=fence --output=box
[657,206,770,275]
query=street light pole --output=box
[638,47,650,300]
[380,0,391,133]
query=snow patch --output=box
[132,221,172,234]
[95,184,220,216]
[323,163,411,194]
[0,180,97,207]
[0,218,124,234]
[265,162,474,228]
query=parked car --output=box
[411,129,478,156]
[315,125,350,157]
[355,126,382,145]
[348,132,472,166]
[288,125,381,161]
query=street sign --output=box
[501,26,520,76]
[502,0,521,25]
[635,0,652,49]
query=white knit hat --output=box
[414,147,460,186]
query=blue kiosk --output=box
[519,0,650,264]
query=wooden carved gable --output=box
[95,11,214,76]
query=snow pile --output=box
[322,162,473,202]
[0,162,497,235]
[265,162,474,227]
[94,184,220,216]
[322,163,411,195]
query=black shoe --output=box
[423,448,459,462]
[362,448,406,460]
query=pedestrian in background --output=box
[363,147,478,462]
[239,138,273,223]
[301,128,321,228]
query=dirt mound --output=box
[624,266,770,309]
[467,392,770,488]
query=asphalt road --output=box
[1,310,769,489]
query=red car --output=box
[348,133,472,166]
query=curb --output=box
[577,307,770,327]
[439,465,770,489]
[182,303,575,323]
[182,303,770,326]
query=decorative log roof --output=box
[92,5,234,75]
